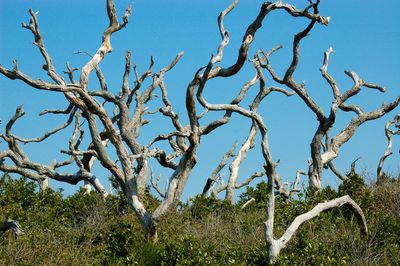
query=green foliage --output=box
[89,219,142,265]
[142,185,162,212]
[0,173,399,265]
[239,181,268,209]
[159,235,220,265]
[338,173,367,198]
[0,174,37,221]
[186,195,234,219]
[276,241,349,266]
[374,215,400,247]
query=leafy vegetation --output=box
[0,173,399,265]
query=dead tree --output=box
[377,114,400,177]
[204,94,304,203]
[259,31,400,190]
[0,1,186,240]
[0,0,397,262]
[0,0,265,241]
[0,1,195,240]
[191,0,394,262]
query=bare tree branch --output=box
[79,0,132,88]
[150,171,165,198]
[235,171,265,189]
[241,197,255,209]
[14,107,77,143]
[327,161,347,181]
[39,104,74,116]
[21,9,65,85]
[63,62,79,84]
[349,157,361,176]
[267,195,367,261]
[202,142,237,196]
[377,114,400,177]
[274,170,306,200]
[73,51,108,91]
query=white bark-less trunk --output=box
[125,184,157,241]
[89,174,108,197]
[82,181,92,194]
[39,176,49,191]
[266,195,368,262]
[152,142,198,220]
[308,174,322,189]
[82,139,109,196]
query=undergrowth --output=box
[0,173,399,265]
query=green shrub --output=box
[239,181,268,210]
[276,241,349,266]
[1,173,399,265]
[0,174,37,221]
[187,195,234,219]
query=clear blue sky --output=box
[1,0,399,199]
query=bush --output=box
[0,173,399,265]
[186,195,235,219]
[239,181,268,210]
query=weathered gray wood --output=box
[194,1,373,263]
[261,30,400,189]
[0,1,396,260]
[377,115,400,177]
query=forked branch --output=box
[79,0,132,88]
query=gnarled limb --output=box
[236,171,265,189]
[267,195,367,262]
[327,161,347,181]
[263,42,400,189]
[377,114,400,177]
[79,0,132,88]
[323,97,400,165]
[225,123,258,201]
[21,9,65,85]
[150,171,166,199]
[0,106,108,194]
[14,107,77,144]
[73,51,108,91]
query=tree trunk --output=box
[39,176,49,191]
[82,181,92,194]
[309,174,322,190]
[125,185,158,242]
[145,222,158,243]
